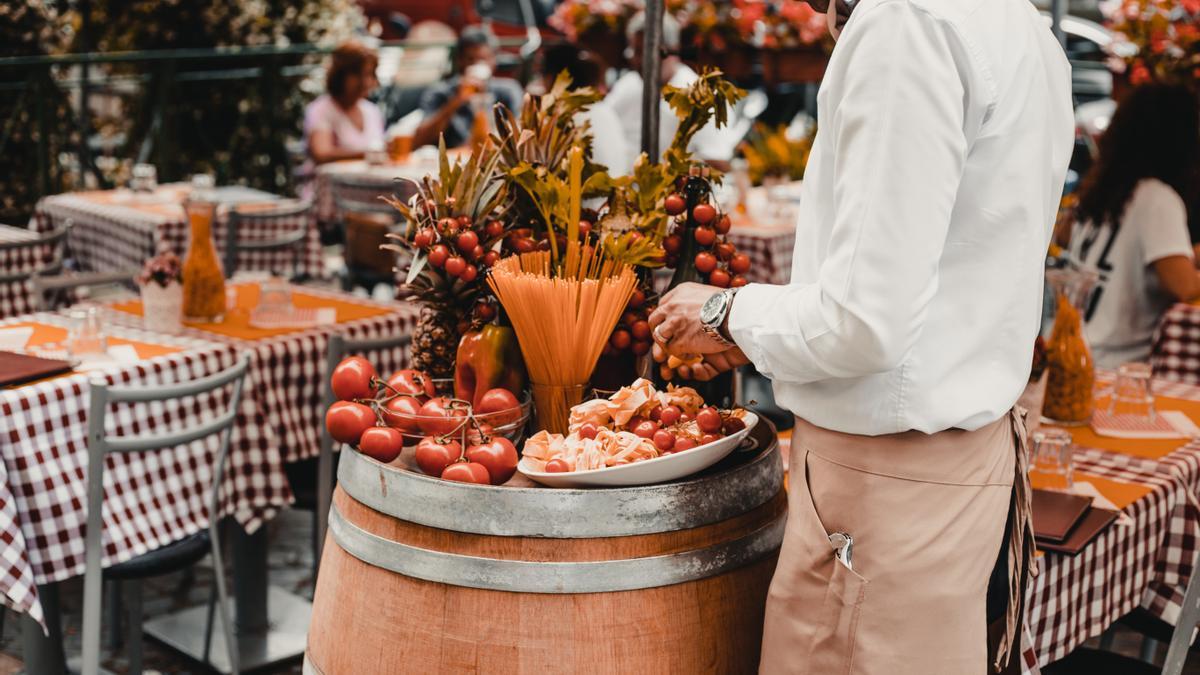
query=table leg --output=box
[232,526,268,633]
[21,582,67,675]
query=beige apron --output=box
[760,409,1034,675]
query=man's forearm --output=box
[414,99,464,147]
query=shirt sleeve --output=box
[304,99,333,135]
[1129,179,1193,265]
[727,0,976,383]
[418,83,451,115]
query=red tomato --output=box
[485,220,505,238]
[625,415,644,431]
[697,407,723,433]
[664,193,686,216]
[659,405,682,427]
[578,220,592,238]
[466,437,519,485]
[441,461,491,484]
[694,252,717,274]
[633,420,660,439]
[438,217,457,232]
[386,369,436,399]
[325,401,376,445]
[724,417,747,435]
[653,429,676,452]
[715,214,732,235]
[610,329,632,351]
[381,396,423,434]
[482,250,500,267]
[458,215,472,228]
[709,269,731,288]
[632,340,651,356]
[621,311,639,327]
[730,253,751,275]
[628,289,646,309]
[476,388,522,422]
[413,228,435,249]
[445,256,467,278]
[694,227,716,247]
[631,320,651,341]
[663,234,682,255]
[459,264,478,283]
[418,397,469,436]
[514,237,537,253]
[715,242,735,262]
[545,458,571,473]
[358,427,404,462]
[692,203,717,225]
[579,423,600,440]
[647,405,663,422]
[731,275,748,288]
[673,437,698,452]
[456,230,479,253]
[428,244,450,268]
[415,436,462,476]
[469,244,485,261]
[331,356,377,401]
[700,433,724,445]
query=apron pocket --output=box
[797,448,869,675]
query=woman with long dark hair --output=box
[1070,84,1200,368]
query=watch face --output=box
[700,293,724,325]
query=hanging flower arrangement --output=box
[1102,0,1200,86]
[678,0,832,53]
[548,0,644,43]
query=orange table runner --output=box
[1029,470,1154,511]
[3,322,184,388]
[1053,392,1200,460]
[111,283,395,341]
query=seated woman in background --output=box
[305,41,384,165]
[1069,84,1200,368]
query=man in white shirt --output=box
[605,12,742,164]
[649,0,1074,671]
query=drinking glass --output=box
[131,163,158,193]
[1029,428,1074,491]
[388,135,414,163]
[66,307,108,358]
[258,277,293,313]
[1109,362,1155,420]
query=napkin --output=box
[1090,409,1200,439]
[1071,480,1134,527]
[0,327,34,352]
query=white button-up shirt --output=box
[728,0,1075,435]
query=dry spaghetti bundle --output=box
[487,241,637,433]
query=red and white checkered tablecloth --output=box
[727,223,796,286]
[1020,375,1200,672]
[33,188,324,279]
[0,316,295,629]
[0,225,56,319]
[312,160,428,223]
[102,285,422,464]
[1151,302,1200,385]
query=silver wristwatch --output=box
[700,288,739,347]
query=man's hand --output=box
[648,282,730,357]
[653,343,749,381]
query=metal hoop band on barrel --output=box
[328,503,786,593]
[336,437,782,538]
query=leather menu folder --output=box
[1036,507,1120,555]
[0,351,73,387]
[1031,489,1093,543]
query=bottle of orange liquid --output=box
[182,175,226,322]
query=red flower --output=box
[1130,62,1153,84]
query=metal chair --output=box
[290,332,412,580]
[31,270,139,311]
[329,173,410,293]
[1044,547,1200,674]
[0,222,70,284]
[81,356,250,675]
[223,200,313,280]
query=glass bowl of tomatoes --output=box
[379,379,532,447]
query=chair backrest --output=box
[224,200,313,279]
[313,332,412,570]
[0,222,71,284]
[1162,547,1200,675]
[31,270,139,312]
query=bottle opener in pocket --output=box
[829,532,854,571]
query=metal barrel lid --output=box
[336,426,783,539]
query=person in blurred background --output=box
[1070,84,1200,368]
[540,44,632,176]
[606,11,740,166]
[305,41,385,165]
[414,26,523,149]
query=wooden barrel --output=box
[306,422,785,674]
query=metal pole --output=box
[1050,0,1067,49]
[640,0,664,161]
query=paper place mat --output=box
[0,327,34,352]
[1090,409,1200,439]
[30,344,143,371]
[248,306,336,330]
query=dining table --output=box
[0,224,56,320]
[32,184,325,279]
[1016,373,1200,672]
[1151,300,1200,386]
[1,282,420,672]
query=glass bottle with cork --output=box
[181,174,227,322]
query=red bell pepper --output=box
[454,324,527,406]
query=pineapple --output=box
[412,304,462,380]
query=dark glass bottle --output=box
[660,164,734,407]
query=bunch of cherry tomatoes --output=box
[602,288,652,358]
[662,193,750,289]
[324,356,523,486]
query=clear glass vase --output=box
[1041,268,1099,426]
